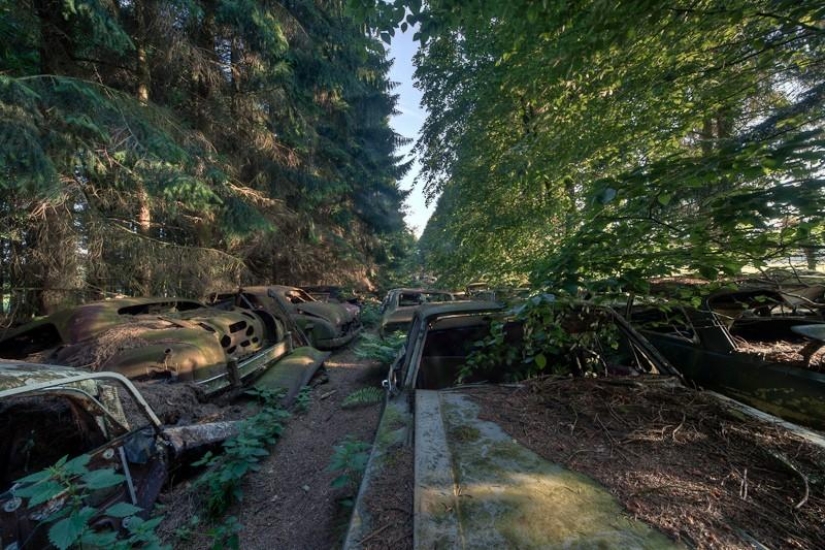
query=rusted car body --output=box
[299,285,361,319]
[345,299,825,548]
[627,286,825,429]
[0,362,240,549]
[212,286,362,350]
[0,295,326,397]
[378,288,456,336]
[345,301,686,549]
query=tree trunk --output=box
[134,183,154,295]
[803,246,818,271]
[193,0,217,134]
[135,0,153,103]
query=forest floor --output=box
[154,346,386,549]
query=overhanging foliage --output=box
[358,0,825,289]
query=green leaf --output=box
[192,451,214,468]
[79,530,119,547]
[331,475,350,489]
[534,353,547,369]
[104,502,143,518]
[15,480,65,507]
[63,454,92,476]
[15,469,53,484]
[657,193,672,206]
[81,469,125,490]
[48,510,93,550]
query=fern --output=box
[341,387,384,409]
[353,332,406,365]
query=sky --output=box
[386,28,433,238]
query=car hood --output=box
[345,387,679,549]
[412,390,680,548]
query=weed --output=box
[460,295,621,382]
[358,301,382,328]
[11,454,168,549]
[207,515,241,550]
[327,436,372,490]
[294,385,312,413]
[174,514,201,541]
[192,387,289,547]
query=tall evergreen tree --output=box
[0,0,412,319]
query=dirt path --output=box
[160,347,385,549]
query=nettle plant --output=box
[327,436,371,491]
[10,454,166,550]
[189,387,289,549]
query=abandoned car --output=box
[211,286,362,350]
[0,295,327,397]
[0,362,241,549]
[627,285,825,429]
[378,288,456,336]
[344,300,825,549]
[299,285,361,319]
[345,300,688,548]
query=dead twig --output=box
[769,450,810,509]
[739,468,748,500]
[595,414,635,462]
[359,522,393,544]
[564,448,598,462]
[672,413,686,443]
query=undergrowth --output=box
[294,385,312,414]
[327,436,372,491]
[358,301,382,328]
[11,454,167,550]
[189,387,290,549]
[353,331,406,365]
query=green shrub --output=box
[194,388,289,516]
[460,295,621,383]
[294,385,312,413]
[358,301,382,328]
